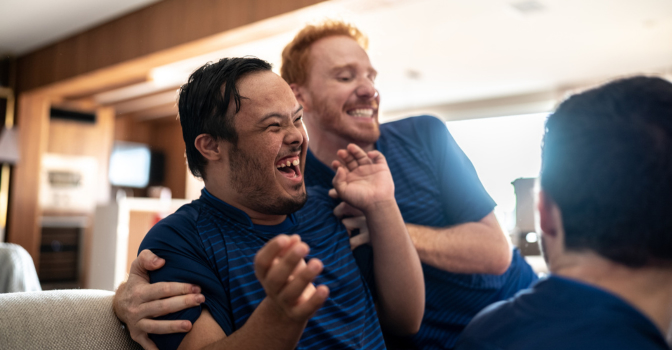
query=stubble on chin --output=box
[229,145,308,215]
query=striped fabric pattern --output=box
[304,115,537,349]
[196,189,386,350]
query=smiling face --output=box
[299,35,380,146]
[225,71,308,215]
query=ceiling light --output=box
[510,0,546,15]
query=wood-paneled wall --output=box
[16,0,324,93]
[7,93,50,268]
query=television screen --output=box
[109,142,151,188]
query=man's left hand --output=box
[329,143,395,213]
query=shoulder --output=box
[382,115,443,132]
[381,115,450,151]
[140,201,205,254]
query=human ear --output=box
[537,190,558,238]
[290,84,310,109]
[194,134,223,161]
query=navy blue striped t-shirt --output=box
[140,188,385,350]
[455,275,670,350]
[305,115,538,349]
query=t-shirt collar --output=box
[200,188,297,233]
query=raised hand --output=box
[329,143,395,213]
[254,234,329,323]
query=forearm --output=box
[407,215,511,275]
[364,200,424,334]
[192,298,307,350]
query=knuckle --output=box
[161,283,172,295]
[127,306,140,318]
[158,300,170,314]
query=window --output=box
[446,112,548,232]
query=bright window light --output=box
[446,112,548,232]
[109,142,151,188]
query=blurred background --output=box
[0,0,670,290]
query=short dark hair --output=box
[178,57,272,179]
[541,76,672,267]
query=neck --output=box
[552,251,672,335]
[203,181,287,226]
[304,117,375,167]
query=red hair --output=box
[281,20,368,86]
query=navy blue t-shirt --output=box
[305,115,538,349]
[140,188,385,350]
[455,275,671,350]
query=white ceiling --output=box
[141,0,672,117]
[0,0,160,55]
[3,0,672,118]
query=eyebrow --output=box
[258,105,303,124]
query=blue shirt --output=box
[455,275,671,350]
[140,188,386,350]
[305,115,538,349]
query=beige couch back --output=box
[0,289,141,350]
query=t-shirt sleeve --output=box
[138,207,233,350]
[417,115,496,224]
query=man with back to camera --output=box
[136,56,424,350]
[455,76,672,350]
[113,20,537,350]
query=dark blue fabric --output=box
[455,275,671,350]
[305,115,538,349]
[141,188,385,350]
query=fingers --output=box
[139,293,206,319]
[341,217,368,234]
[255,235,292,280]
[367,150,387,165]
[135,318,193,335]
[331,167,347,195]
[264,242,310,296]
[135,250,165,274]
[333,202,365,218]
[350,231,371,250]
[347,144,372,166]
[331,160,342,172]
[278,258,323,306]
[291,285,330,320]
[335,149,364,172]
[140,282,201,303]
[131,332,159,350]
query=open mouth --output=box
[275,156,302,179]
[347,108,375,119]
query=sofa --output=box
[0,289,141,349]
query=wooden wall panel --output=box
[16,0,325,93]
[7,93,50,268]
[149,118,187,199]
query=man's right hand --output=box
[254,234,329,325]
[113,249,205,350]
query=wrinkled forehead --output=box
[232,71,300,118]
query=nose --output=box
[285,122,305,146]
[355,78,378,100]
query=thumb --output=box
[133,249,164,276]
[331,167,348,194]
